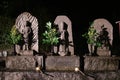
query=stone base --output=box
[19,50,33,56]
[84,56,120,71]
[0,71,95,80]
[97,47,111,56]
[1,71,120,80]
[45,56,80,71]
[6,56,43,70]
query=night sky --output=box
[0,0,120,55]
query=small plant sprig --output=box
[9,25,22,44]
[42,21,59,46]
[82,22,102,47]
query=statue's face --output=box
[23,27,31,38]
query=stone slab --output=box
[84,56,120,71]
[45,56,80,71]
[0,71,95,80]
[97,47,111,56]
[1,71,120,80]
[6,56,43,70]
[19,50,33,56]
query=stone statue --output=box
[54,15,74,56]
[22,21,33,50]
[15,12,39,55]
[58,22,69,56]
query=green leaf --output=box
[9,25,22,44]
[42,21,59,46]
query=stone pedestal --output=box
[97,47,111,56]
[45,56,80,71]
[6,56,43,70]
[19,50,33,56]
[84,56,120,71]
[0,71,95,80]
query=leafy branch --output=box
[82,22,102,47]
[9,25,22,44]
[42,21,59,46]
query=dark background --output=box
[0,0,120,56]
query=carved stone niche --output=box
[54,15,74,56]
[92,18,113,56]
[15,12,39,55]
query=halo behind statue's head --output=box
[54,15,74,55]
[15,12,39,52]
[92,18,113,45]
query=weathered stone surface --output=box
[19,50,33,56]
[92,18,113,56]
[6,56,43,70]
[0,72,4,80]
[95,71,120,80]
[97,47,111,56]
[54,15,74,56]
[15,12,39,53]
[5,72,23,80]
[1,71,120,80]
[45,56,80,71]
[84,56,119,71]
[93,18,113,46]
[85,70,120,80]
[0,71,94,80]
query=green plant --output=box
[42,21,59,46]
[9,25,22,44]
[7,25,22,54]
[82,22,102,47]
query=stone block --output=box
[84,56,120,71]
[97,47,111,56]
[45,56,80,71]
[19,50,33,56]
[6,56,43,70]
[0,71,95,80]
